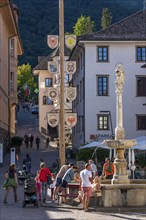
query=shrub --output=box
[11,136,23,147]
[76,147,109,163]
[137,153,146,168]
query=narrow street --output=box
[0,106,145,220]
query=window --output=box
[97,76,108,96]
[47,98,53,105]
[43,96,53,105]
[97,46,108,62]
[43,96,47,105]
[137,76,146,96]
[97,115,109,130]
[45,78,52,87]
[136,47,146,61]
[9,38,15,56]
[10,72,14,91]
[137,115,146,130]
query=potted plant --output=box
[11,136,23,154]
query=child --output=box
[35,171,42,201]
[50,173,56,200]
[74,172,80,182]
[92,175,101,192]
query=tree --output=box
[101,8,112,30]
[73,15,95,36]
[17,64,37,98]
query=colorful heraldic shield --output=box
[66,61,76,74]
[66,87,77,102]
[47,35,58,49]
[48,113,59,128]
[66,113,77,128]
[48,88,59,101]
[65,35,76,49]
[48,61,58,74]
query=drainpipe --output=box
[77,44,85,145]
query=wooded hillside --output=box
[12,0,143,67]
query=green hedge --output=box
[76,147,109,163]
[11,136,23,147]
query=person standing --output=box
[3,164,18,204]
[29,134,34,148]
[35,136,40,150]
[53,163,70,201]
[24,133,29,148]
[45,137,50,148]
[39,163,52,203]
[102,157,114,179]
[80,163,93,212]
[61,164,77,188]
[89,159,97,175]
[25,153,32,173]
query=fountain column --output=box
[113,65,128,184]
[103,64,137,184]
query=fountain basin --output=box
[102,139,137,149]
[101,184,146,207]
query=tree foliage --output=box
[73,15,95,36]
[17,64,37,97]
[101,8,112,30]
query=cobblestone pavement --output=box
[0,107,146,220]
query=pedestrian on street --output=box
[39,163,52,203]
[25,153,32,173]
[3,163,18,204]
[35,136,40,150]
[24,133,29,148]
[45,137,50,148]
[80,163,93,212]
[35,171,42,201]
[29,134,34,148]
[53,163,70,201]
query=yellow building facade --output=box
[0,0,22,153]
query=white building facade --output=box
[70,10,146,148]
[33,48,72,140]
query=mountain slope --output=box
[12,0,144,67]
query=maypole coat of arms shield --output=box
[47,35,58,49]
[48,61,58,74]
[48,88,59,101]
[66,61,76,74]
[48,113,59,127]
[66,87,77,102]
[66,113,77,128]
[65,35,76,49]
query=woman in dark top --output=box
[4,163,18,204]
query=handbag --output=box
[47,175,53,185]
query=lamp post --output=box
[59,0,65,166]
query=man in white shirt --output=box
[80,163,92,212]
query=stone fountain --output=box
[103,64,137,185]
[101,64,146,207]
